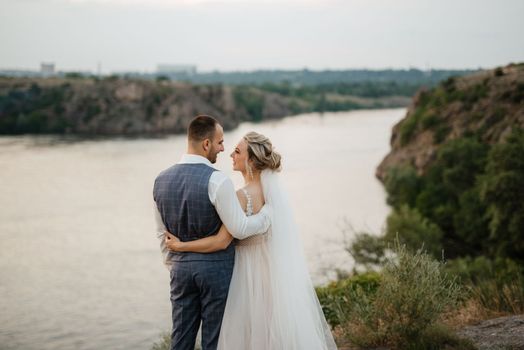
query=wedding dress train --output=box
[217,171,337,350]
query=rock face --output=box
[0,78,297,135]
[376,63,524,181]
[458,315,524,350]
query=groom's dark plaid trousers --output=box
[154,163,235,350]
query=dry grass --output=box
[443,298,495,330]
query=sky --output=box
[0,0,523,73]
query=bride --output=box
[165,131,337,350]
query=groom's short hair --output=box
[188,115,219,142]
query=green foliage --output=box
[156,75,170,82]
[150,332,201,350]
[103,74,120,81]
[452,188,490,253]
[442,76,456,92]
[345,202,446,266]
[399,106,426,145]
[379,129,524,262]
[415,137,490,257]
[341,66,523,348]
[434,137,488,193]
[374,243,461,341]
[480,128,524,261]
[398,106,448,146]
[461,82,489,107]
[407,324,476,350]
[150,332,170,350]
[346,232,387,268]
[385,205,443,259]
[258,81,421,99]
[479,107,506,135]
[445,256,523,285]
[233,82,393,119]
[64,72,85,79]
[433,124,451,143]
[233,87,265,122]
[331,241,463,349]
[384,165,421,208]
[501,83,524,103]
[316,272,381,327]
[0,83,72,134]
[368,127,524,328]
[421,113,440,129]
[445,256,524,314]
[472,277,524,315]
[398,78,492,146]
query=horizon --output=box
[0,65,491,75]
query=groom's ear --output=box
[202,139,211,152]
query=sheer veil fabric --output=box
[261,169,337,350]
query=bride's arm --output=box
[165,190,247,253]
[165,224,233,253]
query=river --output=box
[0,108,405,350]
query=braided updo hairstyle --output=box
[243,131,282,172]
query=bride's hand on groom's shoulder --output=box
[164,231,181,252]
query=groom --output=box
[153,115,270,350]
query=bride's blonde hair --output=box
[243,131,282,171]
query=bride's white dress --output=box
[218,188,273,349]
[217,171,337,350]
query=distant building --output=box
[40,63,55,76]
[156,64,197,76]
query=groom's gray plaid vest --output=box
[154,163,235,262]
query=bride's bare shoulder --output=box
[245,183,265,208]
[235,188,248,211]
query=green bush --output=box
[65,72,85,79]
[334,241,462,349]
[384,165,421,208]
[433,124,451,143]
[233,87,265,121]
[380,136,509,261]
[472,276,524,314]
[0,83,71,134]
[421,113,440,129]
[150,332,202,350]
[480,128,524,262]
[399,107,425,145]
[374,129,524,310]
[414,137,490,257]
[385,205,443,259]
[316,272,381,327]
[150,332,170,350]
[346,232,387,268]
[445,256,524,314]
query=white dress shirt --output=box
[155,154,271,265]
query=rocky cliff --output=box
[376,63,524,180]
[0,78,248,135]
[0,77,410,135]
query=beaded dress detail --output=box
[235,188,268,247]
